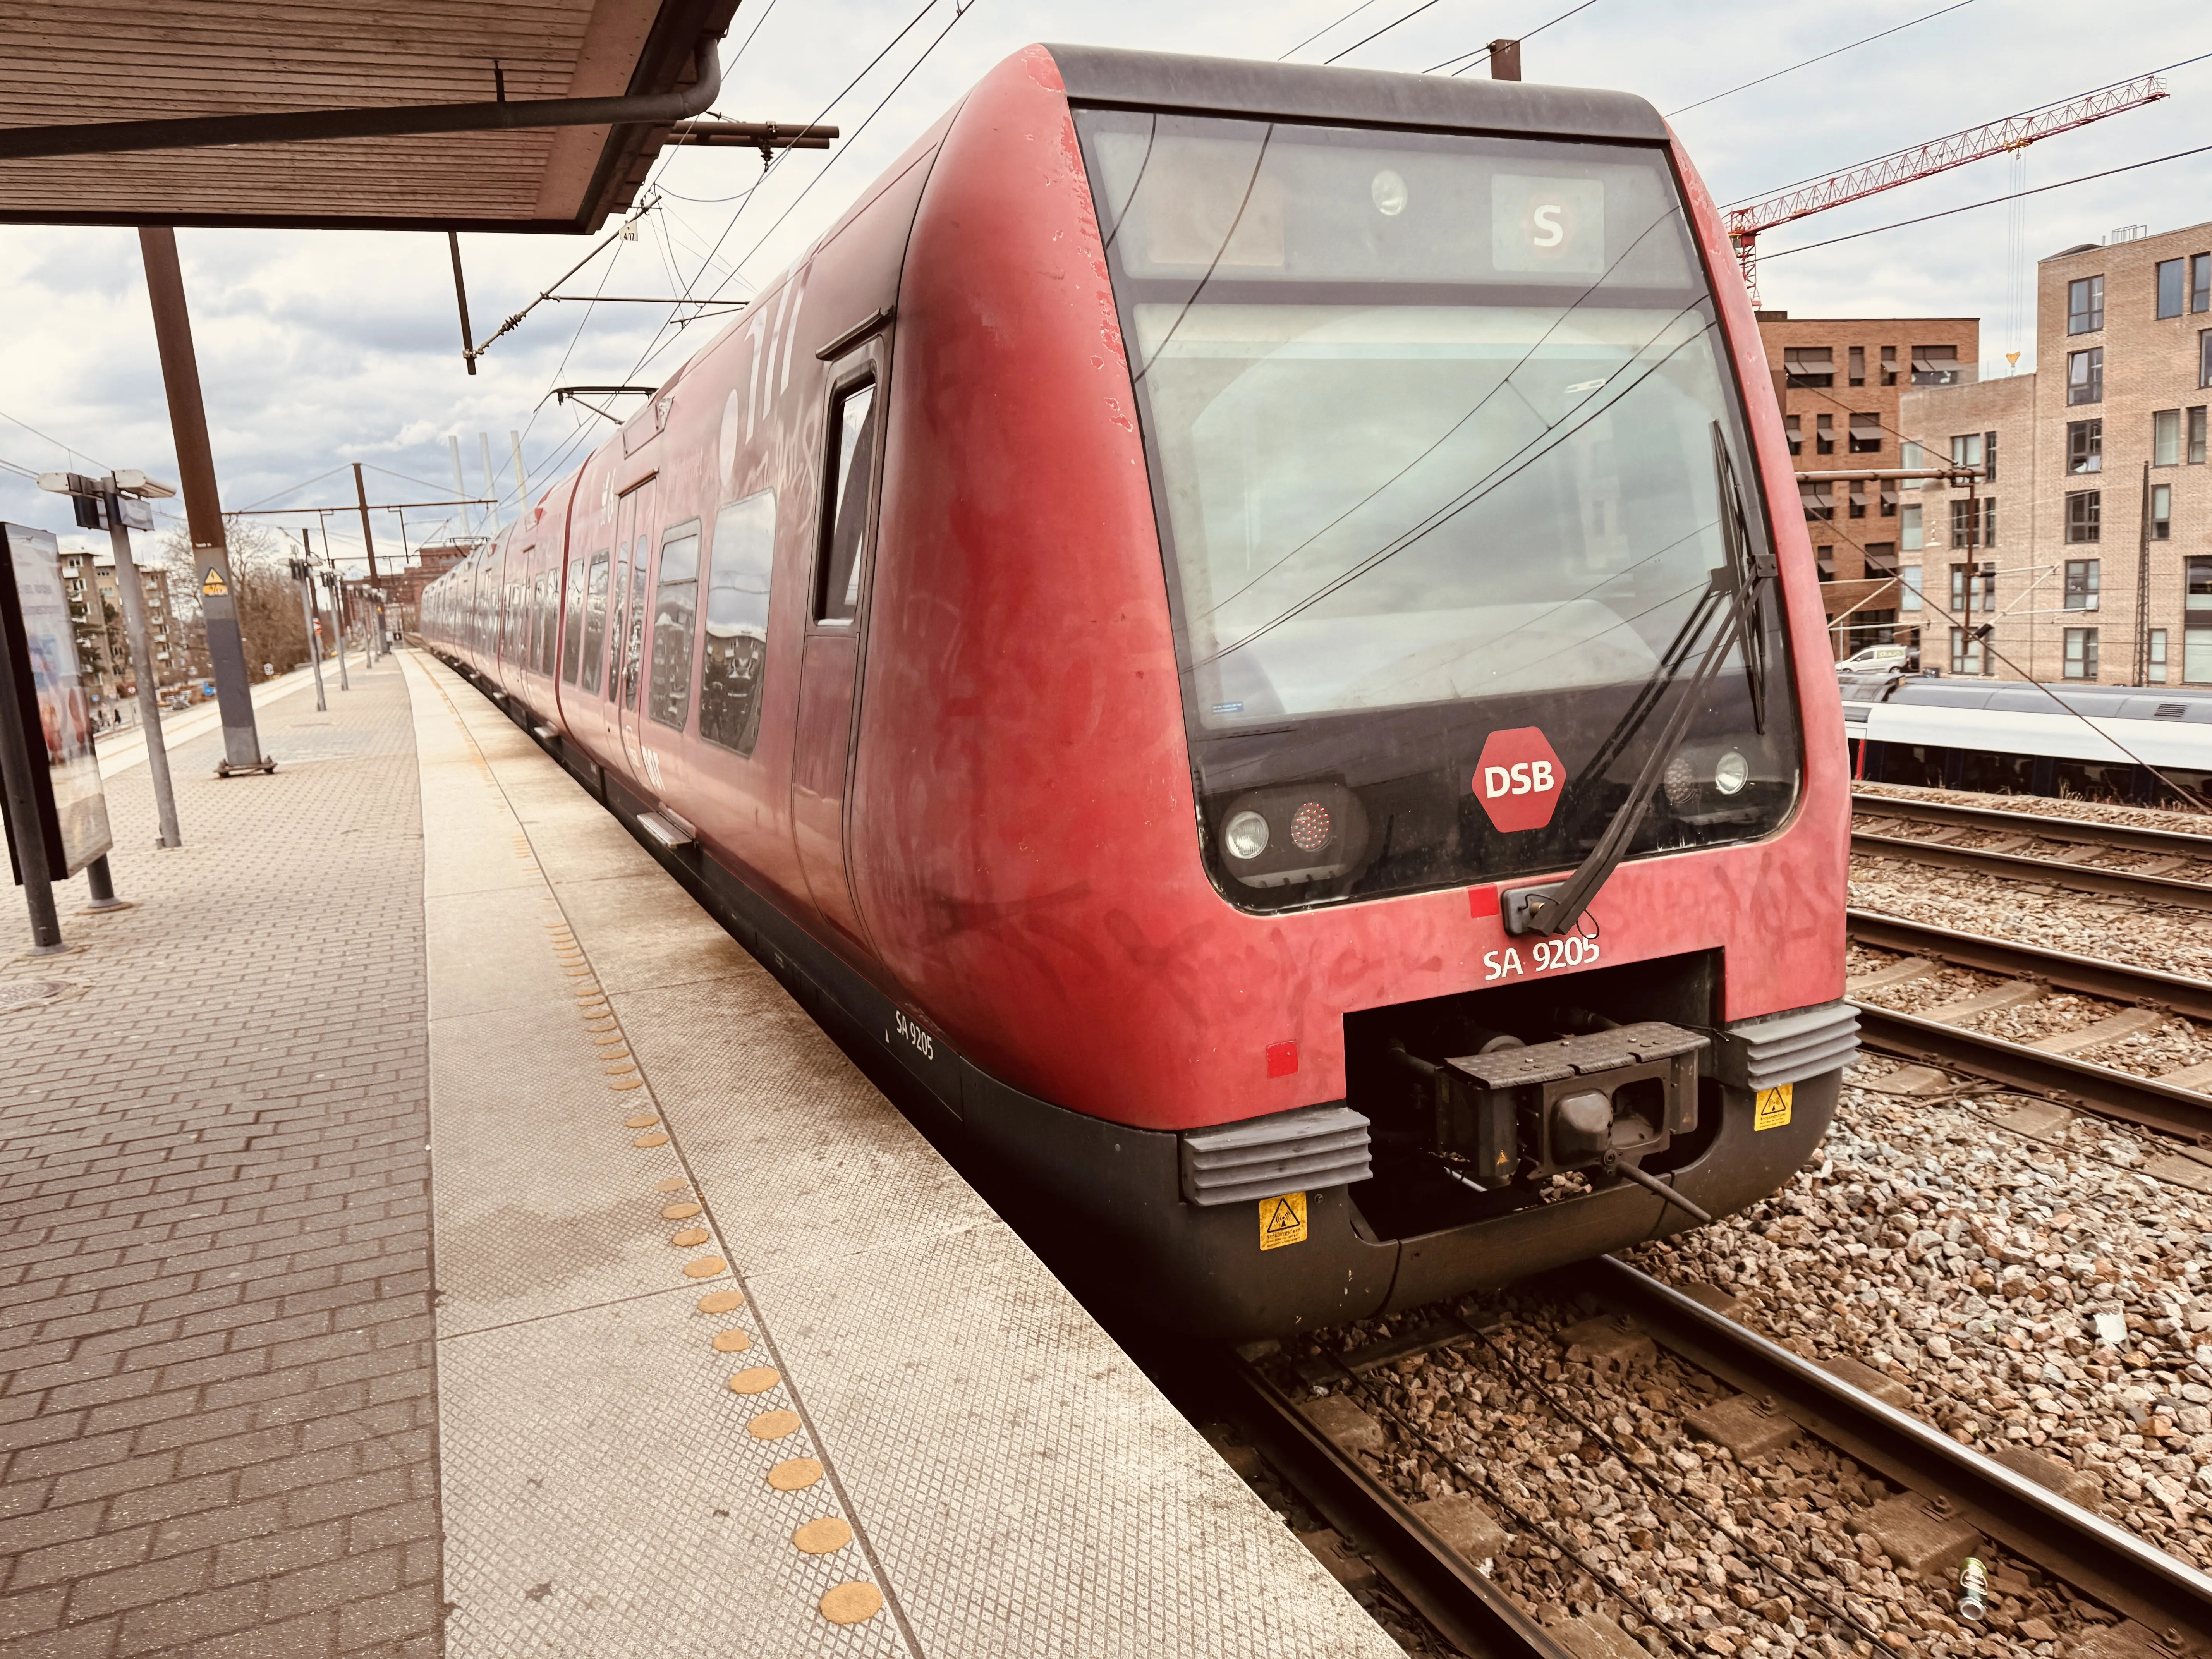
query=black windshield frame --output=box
[1074,106,1804,915]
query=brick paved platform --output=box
[0,654,438,1659]
[4,648,1398,1659]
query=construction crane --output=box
[1724,72,2169,303]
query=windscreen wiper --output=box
[1504,424,1772,938]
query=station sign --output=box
[0,523,114,881]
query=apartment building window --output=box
[1879,479,1899,519]
[1800,481,1833,522]
[2064,628,2099,680]
[1950,433,1982,470]
[1900,440,1925,486]
[1849,412,1881,454]
[1815,412,1835,455]
[1985,497,1998,547]
[2191,407,2208,465]
[2155,409,2182,466]
[1838,345,1861,386]
[1901,501,1923,551]
[1848,480,1867,519]
[1784,414,1802,457]
[2147,629,2169,684]
[2064,558,2100,610]
[2158,258,2186,319]
[1899,564,1923,611]
[2189,556,2212,683]
[1815,545,1835,581]
[2152,483,2172,541]
[1950,562,1995,612]
[1784,347,1833,388]
[2195,254,2211,313]
[2065,491,2102,543]
[1949,628,1984,675]
[2067,419,2102,474]
[1880,345,1898,386]
[1912,345,1961,386]
[2068,347,2103,405]
[1984,430,1997,482]
[2201,330,2212,390]
[1949,497,1981,549]
[2068,275,2104,333]
[1864,543,1898,578]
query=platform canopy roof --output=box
[0,0,740,232]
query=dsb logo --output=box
[1473,727,1564,833]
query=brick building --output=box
[1901,219,2212,685]
[1754,311,1981,658]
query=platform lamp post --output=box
[36,468,183,851]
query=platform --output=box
[0,646,1397,1658]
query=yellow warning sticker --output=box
[1754,1084,1793,1131]
[201,569,228,596]
[1260,1191,1308,1250]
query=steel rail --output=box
[1853,791,2212,862]
[1852,1002,2212,1140]
[1846,909,2212,1022]
[1577,1256,2212,1648]
[1851,830,2212,912]
[1214,1350,1569,1659]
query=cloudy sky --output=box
[4,0,2209,573]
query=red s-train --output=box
[425,43,1855,1336]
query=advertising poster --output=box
[0,522,113,879]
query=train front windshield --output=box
[1075,109,1802,911]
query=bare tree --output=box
[155,518,310,681]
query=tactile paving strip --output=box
[410,660,908,1658]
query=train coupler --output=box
[1406,1021,1709,1192]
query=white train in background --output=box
[1841,661,2212,803]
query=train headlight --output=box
[1222,810,1271,862]
[1714,750,1749,795]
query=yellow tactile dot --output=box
[600,1047,632,1062]
[794,1518,852,1555]
[820,1583,882,1626]
[592,1032,625,1046]
[670,1227,711,1248]
[657,1177,691,1195]
[661,1202,702,1220]
[768,1456,822,1489]
[634,1132,670,1149]
[584,1020,617,1033]
[625,1113,659,1129]
[605,1062,638,1076]
[683,1256,727,1279]
[750,1412,801,1442]
[697,1289,744,1314]
[728,1367,779,1395]
[611,1078,645,1092]
[712,1329,751,1354]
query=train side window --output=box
[622,562,649,709]
[561,555,587,684]
[815,380,878,624]
[701,492,777,755]
[578,551,611,693]
[647,520,702,730]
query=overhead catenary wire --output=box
[1429,0,1595,77]
[1666,0,1978,118]
[1321,0,1448,66]
[1281,0,1385,60]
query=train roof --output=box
[1042,43,1668,146]
[1882,677,2212,723]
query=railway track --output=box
[1845,910,2212,1140]
[1851,793,2212,913]
[1202,1258,2212,1657]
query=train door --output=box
[603,479,654,777]
[791,338,888,946]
